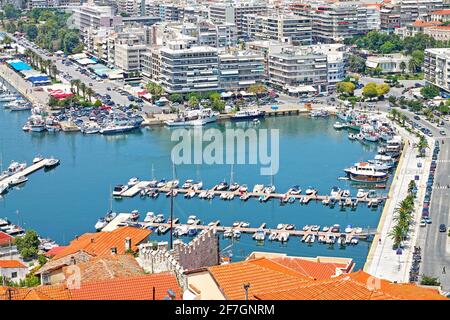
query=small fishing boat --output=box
[288,185,301,195]
[241,222,250,228]
[95,218,108,231]
[238,184,248,193]
[342,189,350,197]
[302,225,310,231]
[277,232,289,242]
[198,190,208,199]
[356,189,367,198]
[227,193,235,200]
[223,229,233,238]
[345,225,353,233]
[253,229,265,241]
[285,224,295,230]
[229,182,239,191]
[216,181,229,191]
[113,185,128,197]
[233,230,241,239]
[32,155,44,164]
[156,179,166,188]
[322,226,329,232]
[310,225,320,232]
[44,157,60,169]
[330,186,340,197]
[187,215,200,225]
[305,187,316,195]
[182,179,193,189]
[331,224,340,233]
[154,214,165,223]
[144,212,155,222]
[333,122,346,129]
[277,223,285,230]
[232,221,240,227]
[130,210,140,220]
[128,177,139,187]
[268,231,277,241]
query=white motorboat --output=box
[253,229,265,241]
[223,230,233,238]
[227,193,235,200]
[187,215,199,225]
[44,157,60,168]
[345,225,353,233]
[233,230,241,238]
[0,184,8,195]
[165,108,218,127]
[344,162,388,183]
[8,175,28,187]
[144,212,155,222]
[342,189,350,197]
[95,218,108,231]
[322,226,329,232]
[305,187,315,195]
[348,133,356,140]
[128,177,139,187]
[4,161,27,176]
[276,223,284,230]
[154,214,165,223]
[277,232,289,242]
[113,184,128,197]
[356,189,367,198]
[130,210,140,220]
[229,182,240,191]
[241,222,250,228]
[330,186,340,197]
[232,221,240,227]
[182,179,194,189]
[238,185,248,193]
[33,155,44,164]
[231,109,265,121]
[333,122,346,129]
[198,191,208,199]
[302,225,310,231]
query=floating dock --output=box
[114,182,385,206]
[0,159,52,186]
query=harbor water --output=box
[0,88,386,269]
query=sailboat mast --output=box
[230,164,234,185]
[151,164,155,180]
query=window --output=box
[11,272,17,279]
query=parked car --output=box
[440,130,447,136]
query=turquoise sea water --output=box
[0,85,386,269]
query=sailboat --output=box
[229,164,239,191]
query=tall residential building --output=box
[218,50,265,91]
[242,14,312,45]
[117,0,143,16]
[114,42,148,74]
[159,42,220,93]
[396,0,445,25]
[268,46,328,94]
[380,4,401,32]
[310,43,347,91]
[196,20,238,48]
[72,4,123,30]
[145,2,185,21]
[209,1,268,34]
[424,48,450,93]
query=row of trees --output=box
[389,182,416,249]
[346,31,444,55]
[23,48,58,80]
[2,8,83,54]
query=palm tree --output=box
[417,135,429,157]
[73,79,81,96]
[80,82,87,100]
[400,61,406,74]
[389,224,404,248]
[70,79,76,93]
[51,64,58,80]
[86,87,94,102]
[408,59,419,74]
[401,114,407,126]
[390,108,399,122]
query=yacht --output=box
[44,157,60,169]
[330,186,340,197]
[128,177,139,187]
[8,175,28,187]
[33,155,44,164]
[112,184,128,197]
[231,109,265,121]
[4,161,27,176]
[333,122,346,129]
[0,183,8,195]
[344,162,388,183]
[165,109,218,127]
[100,124,136,134]
[95,218,108,231]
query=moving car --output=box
[440,130,447,136]
[439,224,447,232]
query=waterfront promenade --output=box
[364,118,431,283]
[0,64,49,105]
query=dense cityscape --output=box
[0,0,449,304]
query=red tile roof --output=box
[411,19,443,27]
[69,273,181,300]
[269,256,352,280]
[0,231,13,247]
[44,246,67,258]
[432,10,450,15]
[253,270,447,300]
[207,258,311,300]
[0,260,26,269]
[52,226,151,260]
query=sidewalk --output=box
[364,119,432,283]
[0,64,49,105]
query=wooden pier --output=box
[142,221,376,241]
[0,159,52,186]
[115,182,385,206]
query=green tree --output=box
[3,4,20,20]
[362,82,378,98]
[247,84,267,96]
[212,98,225,112]
[421,85,439,99]
[348,54,366,73]
[14,230,40,260]
[26,25,38,41]
[169,93,183,103]
[376,83,390,97]
[336,82,356,96]
[399,61,406,74]
[94,99,102,107]
[188,96,199,108]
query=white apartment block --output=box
[310,43,347,91]
[218,50,265,91]
[72,4,123,30]
[117,0,143,17]
[209,1,268,34]
[159,42,220,93]
[242,14,312,45]
[145,2,185,21]
[268,46,328,94]
[395,0,445,25]
[28,0,82,9]
[424,48,450,92]
[114,42,148,73]
[197,20,238,48]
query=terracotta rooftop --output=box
[269,256,352,280]
[433,26,450,30]
[0,272,181,300]
[253,270,447,300]
[207,258,311,300]
[0,231,13,247]
[411,19,443,27]
[44,246,67,258]
[432,9,450,15]
[62,254,144,283]
[69,273,181,300]
[0,260,26,269]
[52,226,151,260]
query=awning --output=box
[287,85,316,93]
[366,61,378,68]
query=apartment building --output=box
[424,48,450,92]
[72,4,123,30]
[114,42,148,74]
[159,41,220,93]
[117,0,143,17]
[310,43,347,91]
[268,46,328,94]
[380,4,401,33]
[424,25,450,40]
[359,5,381,32]
[430,9,450,21]
[396,0,445,25]
[218,50,265,91]
[28,0,83,9]
[209,1,268,34]
[311,3,361,43]
[242,14,312,45]
[196,20,238,48]
[145,2,185,21]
